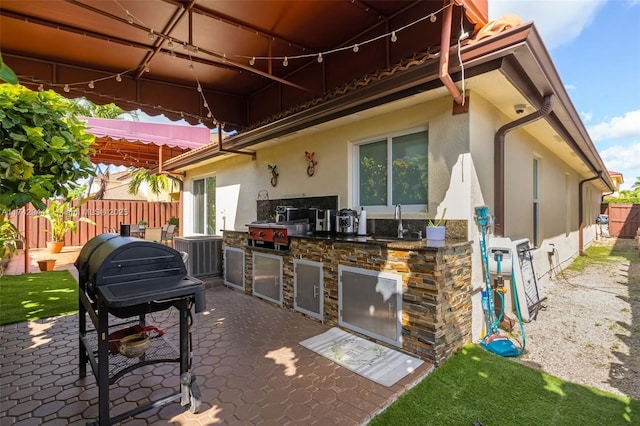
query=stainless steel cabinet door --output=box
[224,247,245,289]
[338,265,402,347]
[294,259,323,320]
[253,252,282,304]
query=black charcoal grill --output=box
[76,232,206,425]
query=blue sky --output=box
[489,0,640,190]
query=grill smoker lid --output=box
[75,234,205,312]
[78,234,186,287]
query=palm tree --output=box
[70,98,138,120]
[632,176,640,195]
[127,168,170,201]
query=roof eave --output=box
[165,21,615,193]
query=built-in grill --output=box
[76,232,206,425]
[247,220,309,251]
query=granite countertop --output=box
[295,233,469,249]
[223,229,468,250]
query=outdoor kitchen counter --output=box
[222,229,473,364]
[292,232,469,250]
[225,228,468,250]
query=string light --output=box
[187,54,217,125]
[238,3,450,67]
[24,1,454,128]
[121,0,449,70]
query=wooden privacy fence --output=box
[8,200,180,249]
[601,203,640,239]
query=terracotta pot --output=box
[37,259,56,272]
[47,241,64,254]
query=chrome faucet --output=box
[394,203,404,238]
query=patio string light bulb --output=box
[16,1,452,129]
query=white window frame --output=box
[352,127,428,213]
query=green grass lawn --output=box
[0,270,78,325]
[567,239,637,273]
[371,345,639,426]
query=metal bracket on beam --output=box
[217,127,256,160]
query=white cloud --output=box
[488,0,607,49]
[580,111,593,124]
[599,142,640,189]
[587,110,640,142]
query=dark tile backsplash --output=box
[256,196,467,240]
[256,196,338,221]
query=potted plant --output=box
[138,220,148,231]
[168,216,179,231]
[426,208,447,242]
[0,214,22,276]
[36,197,95,253]
[37,259,56,272]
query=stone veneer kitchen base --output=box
[222,230,472,364]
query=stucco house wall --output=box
[182,89,604,344]
[185,96,470,231]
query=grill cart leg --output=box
[79,292,87,378]
[98,298,110,425]
[178,300,201,413]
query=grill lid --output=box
[76,233,206,313]
[76,234,186,288]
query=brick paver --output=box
[1,254,433,424]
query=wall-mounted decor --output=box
[305,151,317,177]
[268,164,279,187]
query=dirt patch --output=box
[514,237,640,399]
